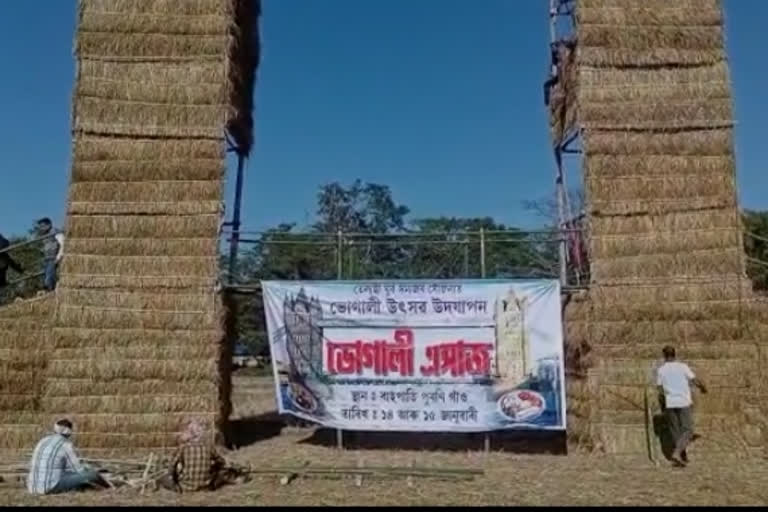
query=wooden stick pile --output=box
[1,455,482,490]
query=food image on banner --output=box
[262,280,565,432]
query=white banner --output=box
[263,279,565,431]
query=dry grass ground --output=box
[2,375,767,506]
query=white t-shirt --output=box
[656,361,695,408]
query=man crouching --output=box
[28,419,104,495]
[158,419,236,492]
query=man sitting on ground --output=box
[27,419,103,495]
[159,419,235,492]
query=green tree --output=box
[409,217,558,279]
[314,180,409,234]
[226,181,564,357]
[0,233,46,304]
[744,209,768,291]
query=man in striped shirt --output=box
[27,419,102,495]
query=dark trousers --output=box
[43,259,58,291]
[158,469,237,493]
[666,406,694,456]
[50,469,102,494]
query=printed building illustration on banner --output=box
[283,288,323,376]
[494,288,530,387]
[263,279,565,432]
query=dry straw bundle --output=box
[559,0,766,451]
[0,0,259,456]
[0,296,54,452]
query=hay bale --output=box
[45,354,217,379]
[41,394,218,414]
[579,47,725,68]
[79,11,231,35]
[50,344,218,362]
[68,201,222,216]
[72,158,224,184]
[70,181,222,203]
[64,238,218,257]
[598,385,745,415]
[599,342,759,361]
[588,281,752,304]
[81,0,235,15]
[581,319,743,345]
[577,3,722,27]
[580,24,724,52]
[52,327,219,349]
[66,214,219,238]
[578,0,719,9]
[586,173,734,203]
[61,255,219,279]
[78,60,226,89]
[591,228,741,259]
[582,100,732,131]
[590,209,740,235]
[74,97,228,139]
[570,300,748,323]
[554,0,765,454]
[77,32,229,59]
[585,155,734,179]
[36,411,213,435]
[549,43,579,145]
[74,136,223,161]
[596,358,755,388]
[59,274,218,290]
[44,379,217,398]
[0,296,54,450]
[54,305,214,330]
[592,423,647,455]
[591,247,744,281]
[0,296,55,319]
[584,129,732,156]
[0,0,259,454]
[57,289,213,311]
[0,427,46,450]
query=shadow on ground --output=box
[226,412,285,449]
[653,413,675,460]
[652,412,702,462]
[226,413,567,454]
[300,428,567,455]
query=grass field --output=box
[2,375,767,506]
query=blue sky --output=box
[0,1,766,236]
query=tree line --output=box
[2,181,768,357]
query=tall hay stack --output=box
[0,0,259,456]
[553,0,768,456]
[0,297,55,453]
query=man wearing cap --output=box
[656,346,708,467]
[27,419,103,494]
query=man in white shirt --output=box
[27,419,103,495]
[656,346,708,467]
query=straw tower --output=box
[552,0,768,456]
[0,0,260,456]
